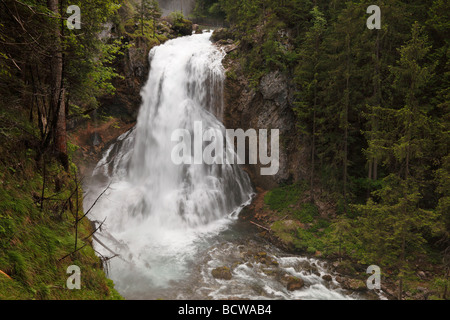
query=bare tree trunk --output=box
[343,34,350,210]
[372,31,380,181]
[55,88,68,168]
[47,0,68,169]
[398,231,406,300]
[74,173,79,252]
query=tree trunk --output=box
[47,0,68,169]
[311,93,316,202]
[367,31,380,198]
[55,88,68,168]
[343,34,350,209]
[311,36,319,203]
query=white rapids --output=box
[84,32,372,300]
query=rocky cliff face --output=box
[69,17,194,177]
[157,0,196,16]
[221,50,308,190]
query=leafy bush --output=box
[264,183,304,211]
[294,203,318,223]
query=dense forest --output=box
[0,0,192,299]
[0,0,448,300]
[196,0,449,300]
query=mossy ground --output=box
[263,182,332,255]
[0,105,122,300]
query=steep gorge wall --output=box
[222,57,308,190]
[157,0,196,16]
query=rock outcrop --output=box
[218,40,308,190]
[212,266,233,280]
[285,275,305,291]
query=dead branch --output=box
[78,182,111,222]
[58,243,87,262]
[250,220,271,232]
[91,234,120,257]
[82,217,107,242]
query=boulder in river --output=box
[322,274,333,282]
[212,267,232,280]
[286,276,304,291]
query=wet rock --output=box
[223,62,301,188]
[257,252,267,258]
[254,252,268,264]
[307,263,320,277]
[212,267,232,280]
[171,18,193,36]
[286,276,304,291]
[260,71,289,107]
[270,258,279,266]
[262,268,276,276]
[343,279,367,292]
[211,28,234,42]
[90,132,102,147]
[312,270,321,277]
[322,274,332,282]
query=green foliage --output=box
[61,1,125,109]
[168,11,193,36]
[0,106,121,300]
[220,0,449,297]
[295,228,324,252]
[193,0,226,20]
[134,0,162,36]
[294,203,318,223]
[264,183,305,211]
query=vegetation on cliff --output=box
[0,0,193,299]
[0,0,139,299]
[210,0,449,299]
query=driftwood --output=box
[250,220,271,232]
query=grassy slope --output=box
[0,105,122,300]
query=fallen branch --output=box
[82,217,107,242]
[0,269,12,280]
[91,234,119,257]
[58,243,87,262]
[250,220,271,232]
[78,182,111,222]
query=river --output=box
[83,32,373,300]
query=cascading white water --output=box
[85,32,254,297]
[85,32,377,300]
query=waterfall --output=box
[85,32,254,297]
